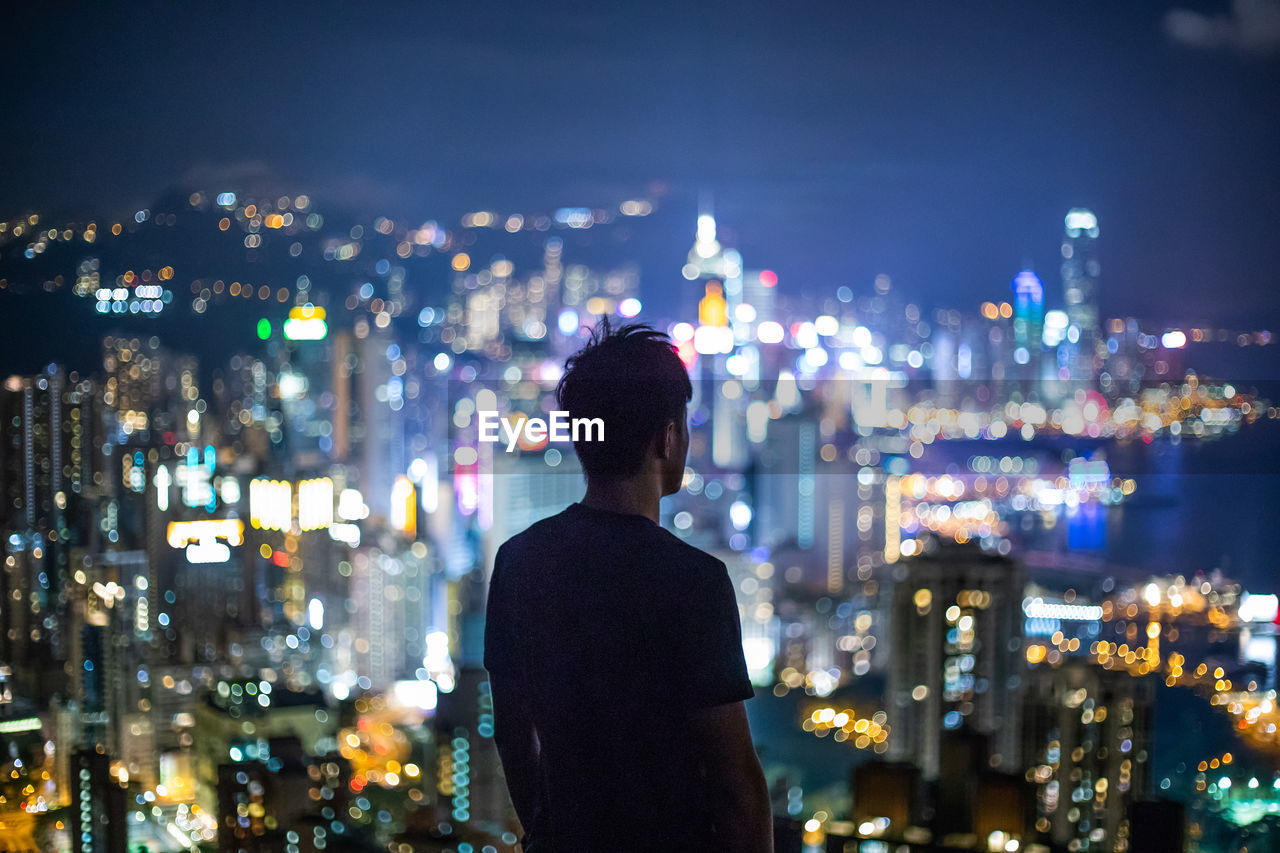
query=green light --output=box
[256,318,271,340]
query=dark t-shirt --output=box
[483,502,754,852]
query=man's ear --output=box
[657,419,678,460]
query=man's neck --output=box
[581,474,662,524]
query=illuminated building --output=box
[683,204,744,321]
[0,368,103,693]
[214,741,350,853]
[741,269,778,326]
[3,189,1279,853]
[192,680,337,817]
[148,664,201,786]
[1021,586,1104,654]
[445,229,636,356]
[559,261,637,329]
[734,423,896,681]
[103,335,200,446]
[486,454,583,567]
[1011,269,1045,380]
[347,545,435,692]
[70,551,159,787]
[353,329,402,522]
[243,473,346,633]
[1022,659,1153,851]
[1060,208,1101,380]
[978,297,1017,384]
[70,746,128,853]
[751,416,817,551]
[432,668,512,833]
[680,207,753,470]
[887,540,1025,780]
[1239,592,1278,691]
[0,683,50,828]
[214,351,275,463]
[329,331,354,461]
[0,367,100,531]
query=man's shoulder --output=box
[497,506,724,577]
[497,506,577,559]
[651,526,725,574]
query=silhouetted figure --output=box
[485,320,773,852]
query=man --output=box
[484,320,773,852]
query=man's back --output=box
[484,501,754,851]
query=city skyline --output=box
[3,4,1280,852]
[1,187,1278,851]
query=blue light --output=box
[1012,269,1044,303]
[553,207,593,228]
[558,309,579,336]
[216,192,237,207]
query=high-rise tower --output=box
[1011,269,1045,381]
[683,202,748,469]
[886,540,1025,779]
[1060,209,1100,380]
[683,199,744,330]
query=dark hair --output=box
[555,317,693,477]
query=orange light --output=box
[699,282,727,327]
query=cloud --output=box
[1165,0,1280,54]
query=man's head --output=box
[556,318,692,494]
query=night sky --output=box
[3,1,1278,324]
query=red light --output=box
[271,551,289,567]
[759,270,777,287]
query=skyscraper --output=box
[1011,269,1045,382]
[1060,209,1101,380]
[886,540,1025,779]
[70,746,128,853]
[1023,659,1153,851]
[0,367,102,696]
